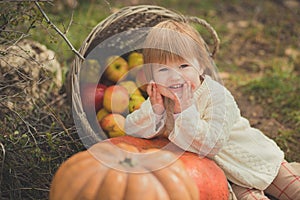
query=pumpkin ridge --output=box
[149,172,171,200]
[152,161,192,200]
[50,152,96,199]
[123,171,158,200]
[74,163,109,200]
[95,167,128,199]
[60,157,101,199]
[63,151,92,167]
[166,157,199,200]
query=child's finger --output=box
[159,86,175,100]
[153,83,164,102]
[152,83,158,99]
[146,81,154,96]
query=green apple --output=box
[119,80,142,96]
[128,94,145,113]
[128,52,143,70]
[96,108,110,123]
[104,55,128,83]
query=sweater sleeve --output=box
[168,80,240,158]
[125,99,166,138]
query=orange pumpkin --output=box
[109,136,229,199]
[49,136,229,200]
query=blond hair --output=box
[143,20,218,82]
[142,20,219,136]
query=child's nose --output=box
[169,69,182,80]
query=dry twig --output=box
[34,2,85,60]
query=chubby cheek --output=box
[153,75,166,87]
[188,77,201,92]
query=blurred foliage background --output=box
[0,0,299,199]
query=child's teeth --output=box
[170,84,182,89]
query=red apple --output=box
[100,113,126,138]
[80,83,107,113]
[103,85,129,113]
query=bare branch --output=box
[34,2,85,61]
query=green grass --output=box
[243,71,300,129]
[29,1,109,63]
[241,56,300,161]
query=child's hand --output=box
[172,81,193,113]
[147,81,165,115]
[158,81,194,114]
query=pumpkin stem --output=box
[119,157,134,167]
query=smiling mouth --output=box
[169,84,184,89]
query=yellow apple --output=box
[100,113,126,137]
[103,85,129,113]
[118,80,142,96]
[128,94,145,113]
[80,59,101,83]
[128,52,143,70]
[104,55,128,83]
[96,108,110,123]
[107,130,126,138]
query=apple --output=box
[128,94,145,113]
[118,80,142,96]
[104,55,128,83]
[80,59,102,84]
[103,85,129,113]
[100,113,126,138]
[135,67,148,92]
[128,52,143,70]
[80,83,107,113]
[127,52,144,80]
[96,108,110,123]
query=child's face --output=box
[152,59,202,99]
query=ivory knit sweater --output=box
[125,75,284,190]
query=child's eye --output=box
[179,64,190,69]
[158,68,168,72]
